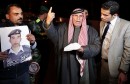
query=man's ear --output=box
[112,14,117,19]
[113,14,118,17]
[6,14,9,19]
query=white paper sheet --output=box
[64,43,81,51]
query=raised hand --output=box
[46,7,55,25]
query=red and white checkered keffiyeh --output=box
[68,8,88,76]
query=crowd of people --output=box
[0,0,130,84]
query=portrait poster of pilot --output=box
[0,26,32,68]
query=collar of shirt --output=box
[110,16,118,27]
[103,16,118,33]
[9,45,24,55]
[108,16,118,33]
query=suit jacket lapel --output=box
[110,17,120,47]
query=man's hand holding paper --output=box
[64,43,81,51]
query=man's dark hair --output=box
[101,0,119,15]
[38,6,49,15]
[5,4,21,14]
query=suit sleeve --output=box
[119,23,130,72]
[42,21,58,44]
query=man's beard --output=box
[17,18,23,25]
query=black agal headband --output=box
[71,8,84,14]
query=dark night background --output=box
[0,0,129,21]
[0,0,130,84]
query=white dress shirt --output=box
[102,16,118,59]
